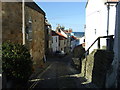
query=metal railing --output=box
[81,35,114,77]
[84,35,114,57]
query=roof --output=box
[105,0,119,4]
[25,2,45,15]
[45,20,51,26]
[64,29,73,33]
[52,30,58,36]
[71,36,77,40]
[56,32,67,39]
[107,0,119,2]
[85,0,89,8]
[52,30,67,39]
[86,0,119,8]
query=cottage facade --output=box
[71,35,78,52]
[57,32,67,53]
[85,0,118,53]
[51,30,59,53]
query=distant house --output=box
[71,36,78,51]
[57,32,67,53]
[56,25,68,38]
[51,30,59,53]
[79,36,85,46]
[85,0,118,53]
[51,30,68,54]
[2,1,46,68]
[55,25,68,53]
[64,29,73,53]
[45,19,52,56]
[64,29,73,34]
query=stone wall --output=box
[44,23,52,55]
[92,50,113,87]
[2,2,23,43]
[83,50,96,82]
[2,2,45,68]
[81,49,113,87]
[25,4,45,68]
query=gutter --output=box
[85,0,89,8]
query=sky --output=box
[34,1,86,32]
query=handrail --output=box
[83,35,114,57]
[81,35,114,77]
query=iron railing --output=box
[84,35,114,57]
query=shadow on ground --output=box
[28,76,87,88]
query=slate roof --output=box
[25,2,45,15]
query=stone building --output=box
[45,19,52,56]
[2,2,46,68]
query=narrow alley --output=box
[28,55,88,88]
[1,1,120,89]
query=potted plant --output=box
[2,42,33,88]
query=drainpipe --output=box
[22,0,25,45]
[107,3,110,36]
[106,2,110,51]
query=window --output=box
[25,23,32,41]
[28,23,32,41]
[25,17,33,41]
[58,29,61,32]
[95,29,96,35]
[52,37,53,43]
[56,37,57,42]
[59,42,60,46]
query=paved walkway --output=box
[28,55,97,88]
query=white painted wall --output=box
[79,36,85,45]
[59,40,65,52]
[52,36,59,52]
[85,0,116,53]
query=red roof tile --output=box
[56,32,67,39]
[107,0,119,2]
[71,36,77,40]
